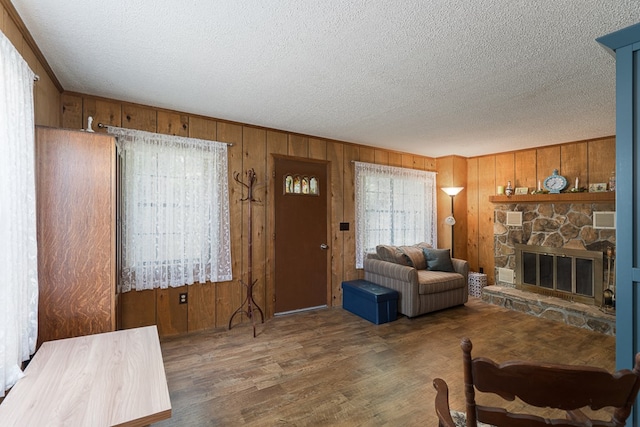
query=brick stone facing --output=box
[493,201,616,285]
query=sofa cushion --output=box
[414,242,433,250]
[417,270,466,294]
[398,245,427,270]
[423,248,455,272]
[376,245,409,266]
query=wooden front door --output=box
[274,156,329,313]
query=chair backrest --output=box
[461,337,640,427]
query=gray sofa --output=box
[363,243,469,318]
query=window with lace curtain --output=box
[354,162,437,268]
[108,127,233,292]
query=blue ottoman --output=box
[342,280,399,324]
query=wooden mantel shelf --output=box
[489,191,615,203]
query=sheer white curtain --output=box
[0,32,38,397]
[109,127,232,291]
[355,162,437,268]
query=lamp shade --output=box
[441,187,464,196]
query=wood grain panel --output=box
[515,149,537,190]
[374,150,389,165]
[61,93,83,130]
[217,122,244,327]
[157,111,189,136]
[242,127,267,315]
[157,286,189,336]
[288,134,309,157]
[120,289,157,329]
[424,156,437,171]
[453,156,468,261]
[466,158,480,272]
[36,127,115,345]
[388,152,402,167]
[436,156,454,250]
[188,116,217,140]
[402,154,413,168]
[343,145,359,282]
[1,4,6,32]
[588,137,616,185]
[413,156,425,170]
[309,137,327,160]
[477,155,496,284]
[83,98,122,132]
[328,142,344,306]
[21,40,38,75]
[536,146,561,186]
[188,282,216,332]
[2,6,22,50]
[561,142,587,190]
[266,131,289,318]
[359,147,375,164]
[122,103,157,132]
[495,152,515,194]
[34,64,61,127]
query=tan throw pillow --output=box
[398,245,427,270]
[376,245,409,266]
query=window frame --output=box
[354,162,437,268]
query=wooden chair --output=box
[433,337,640,427]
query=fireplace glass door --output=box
[516,244,603,306]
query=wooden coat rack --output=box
[228,168,264,337]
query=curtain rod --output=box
[97,122,234,146]
[33,74,39,81]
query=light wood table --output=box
[0,326,171,426]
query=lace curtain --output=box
[0,32,38,397]
[109,127,232,292]
[354,161,437,268]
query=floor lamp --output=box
[441,187,464,258]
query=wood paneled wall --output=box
[60,92,439,336]
[463,137,616,285]
[61,92,615,335]
[436,156,468,260]
[1,0,61,127]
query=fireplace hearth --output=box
[482,285,615,335]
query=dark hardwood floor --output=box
[155,297,615,426]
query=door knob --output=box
[320,244,329,250]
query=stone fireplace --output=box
[485,199,616,335]
[493,201,615,292]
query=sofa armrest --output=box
[364,257,420,316]
[451,258,469,283]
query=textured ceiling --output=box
[11,1,640,157]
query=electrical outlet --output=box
[179,293,188,304]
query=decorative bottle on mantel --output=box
[505,181,514,197]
